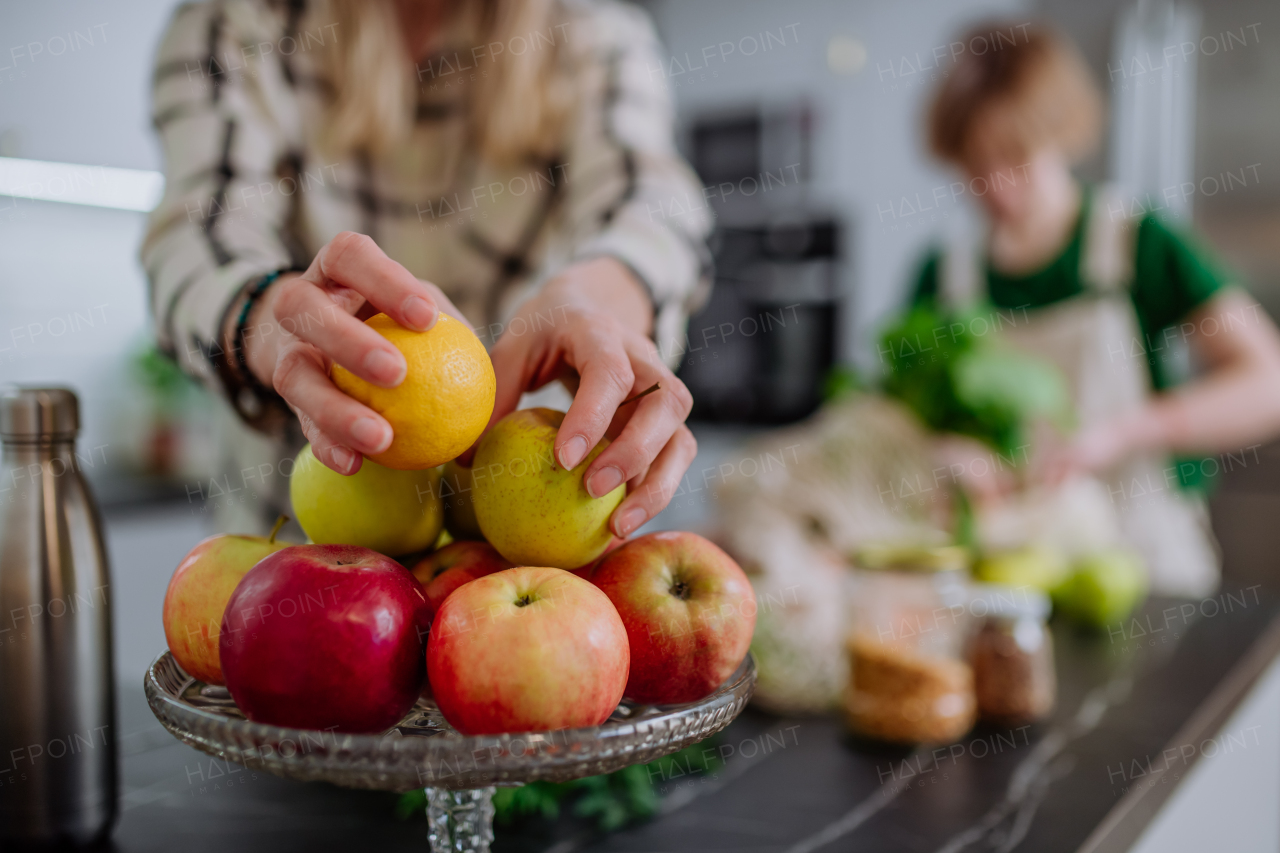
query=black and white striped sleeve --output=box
[140,1,298,400]
[558,1,714,364]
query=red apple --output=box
[220,544,428,733]
[162,517,292,685]
[428,567,629,734]
[410,541,514,623]
[591,531,755,704]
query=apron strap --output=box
[938,184,1138,308]
[1080,185,1137,295]
[938,228,983,311]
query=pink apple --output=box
[220,544,428,733]
[591,531,755,704]
[428,567,629,734]
[410,541,514,623]
[162,518,292,685]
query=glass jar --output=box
[967,584,1055,725]
[845,545,976,744]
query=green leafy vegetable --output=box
[394,740,723,833]
[879,303,1069,457]
[821,365,863,403]
[493,780,574,823]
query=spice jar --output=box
[967,584,1055,725]
[845,545,976,744]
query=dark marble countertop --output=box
[112,484,1280,852]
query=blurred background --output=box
[5,0,1278,471]
[4,0,1279,678]
[4,1,1280,849]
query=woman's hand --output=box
[932,433,1021,509]
[1042,290,1280,484]
[488,257,698,540]
[1035,415,1147,486]
[235,231,465,475]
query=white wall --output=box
[643,0,1029,369]
[0,0,185,484]
[0,201,152,466]
[1,0,177,169]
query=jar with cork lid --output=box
[844,544,975,744]
[967,584,1055,725]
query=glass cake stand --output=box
[145,651,756,852]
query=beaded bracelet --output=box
[231,269,290,416]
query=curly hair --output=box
[927,22,1103,166]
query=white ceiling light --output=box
[0,156,164,212]
[827,35,868,76]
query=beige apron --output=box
[940,189,1220,597]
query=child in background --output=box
[908,22,1280,595]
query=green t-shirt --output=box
[910,187,1236,489]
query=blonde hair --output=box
[323,0,571,165]
[928,22,1103,165]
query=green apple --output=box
[1053,550,1148,628]
[441,459,484,540]
[162,516,293,685]
[974,545,1069,593]
[472,409,624,568]
[289,444,443,556]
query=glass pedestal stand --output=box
[146,652,755,853]
[428,788,495,852]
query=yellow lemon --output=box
[332,313,495,470]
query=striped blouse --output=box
[141,0,712,432]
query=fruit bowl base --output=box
[145,651,756,851]
[428,787,495,852]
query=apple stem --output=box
[619,382,661,408]
[269,514,289,544]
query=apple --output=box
[1053,549,1148,628]
[472,409,624,569]
[289,444,443,556]
[410,540,514,623]
[220,544,428,733]
[428,566,629,734]
[162,516,293,685]
[440,460,484,540]
[974,545,1069,593]
[591,531,755,704]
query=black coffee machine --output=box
[677,106,844,424]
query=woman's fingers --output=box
[484,305,697,516]
[261,231,451,478]
[486,332,536,430]
[300,418,361,476]
[556,331,636,471]
[582,339,690,499]
[272,340,393,472]
[273,275,407,387]
[313,231,438,331]
[584,375,691,499]
[610,425,699,537]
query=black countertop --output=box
[112,484,1280,852]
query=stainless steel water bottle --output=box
[0,387,117,844]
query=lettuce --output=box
[880,303,1070,456]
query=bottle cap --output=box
[0,387,79,441]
